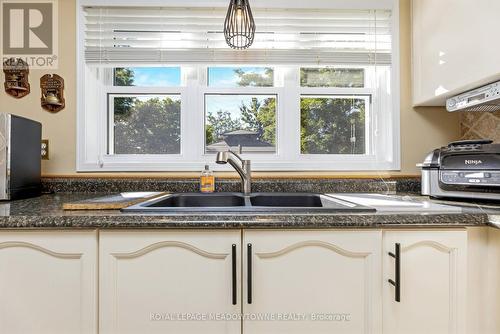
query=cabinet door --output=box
[243,230,382,334]
[100,230,241,334]
[485,227,500,333]
[412,0,500,106]
[383,230,467,334]
[0,231,97,334]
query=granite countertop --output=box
[0,192,498,229]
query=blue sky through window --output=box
[208,67,272,87]
[116,66,272,89]
[119,67,181,86]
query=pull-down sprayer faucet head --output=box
[215,151,231,164]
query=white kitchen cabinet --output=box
[383,230,467,334]
[243,230,382,334]
[0,231,97,334]
[412,0,500,106]
[485,227,500,333]
[470,227,500,334]
[99,230,241,334]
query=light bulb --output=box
[235,8,243,24]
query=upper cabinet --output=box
[412,0,500,106]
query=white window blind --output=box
[84,6,392,65]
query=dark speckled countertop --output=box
[0,192,498,229]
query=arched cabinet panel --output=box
[243,230,382,334]
[383,230,467,334]
[0,231,97,334]
[99,230,241,334]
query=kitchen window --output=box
[204,93,277,154]
[205,67,277,154]
[300,95,369,155]
[78,1,399,171]
[108,94,181,155]
[108,67,182,155]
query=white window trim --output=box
[76,0,400,172]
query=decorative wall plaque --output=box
[40,74,65,113]
[3,58,30,98]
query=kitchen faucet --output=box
[215,149,251,195]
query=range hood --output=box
[447,80,500,112]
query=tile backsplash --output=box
[460,111,500,142]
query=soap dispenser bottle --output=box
[200,165,215,193]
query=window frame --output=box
[76,0,400,172]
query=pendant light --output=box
[224,0,256,49]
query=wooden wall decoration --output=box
[3,58,30,98]
[40,74,65,113]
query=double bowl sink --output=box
[122,192,376,213]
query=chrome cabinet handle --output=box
[388,243,401,302]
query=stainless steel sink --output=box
[122,192,376,213]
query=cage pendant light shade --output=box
[224,0,256,49]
